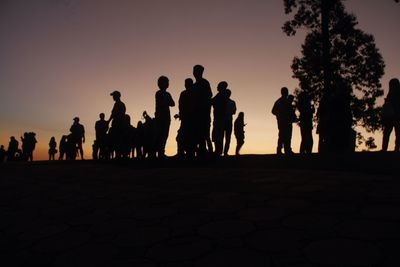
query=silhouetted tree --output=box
[283,0,385,145]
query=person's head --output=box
[110,90,121,101]
[158,76,169,91]
[124,114,131,125]
[99,113,105,120]
[10,136,15,141]
[281,87,289,97]
[217,81,228,92]
[238,112,244,119]
[225,89,232,98]
[185,78,194,90]
[73,117,80,123]
[0,145,4,150]
[193,65,204,80]
[389,78,400,94]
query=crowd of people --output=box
[0,68,399,163]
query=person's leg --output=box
[382,122,393,151]
[236,139,244,155]
[78,141,84,159]
[277,121,283,154]
[394,121,400,152]
[284,123,293,154]
[223,121,233,156]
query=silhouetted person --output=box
[234,112,245,155]
[176,78,195,157]
[120,114,135,158]
[92,140,99,160]
[143,111,156,158]
[20,132,36,161]
[223,89,237,156]
[0,145,6,163]
[70,117,85,159]
[7,136,19,161]
[59,135,68,160]
[272,87,292,155]
[108,90,126,158]
[154,76,175,158]
[382,78,400,151]
[211,81,228,156]
[193,65,213,155]
[297,91,314,154]
[135,121,145,159]
[49,136,57,160]
[287,95,297,153]
[95,113,109,159]
[66,133,77,160]
[21,132,29,161]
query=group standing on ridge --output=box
[1,70,399,163]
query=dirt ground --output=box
[1,153,399,266]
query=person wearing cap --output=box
[70,117,85,159]
[108,90,126,158]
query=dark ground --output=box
[1,153,400,267]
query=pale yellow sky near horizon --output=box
[0,0,399,160]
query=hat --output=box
[110,90,121,97]
[73,117,79,121]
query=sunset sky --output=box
[0,0,399,160]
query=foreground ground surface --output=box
[1,154,400,266]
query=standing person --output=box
[211,81,228,156]
[234,112,246,155]
[20,132,29,160]
[382,78,400,151]
[271,87,292,155]
[70,117,85,159]
[297,91,314,154]
[192,65,213,155]
[20,132,37,161]
[108,90,126,158]
[7,136,19,161]
[176,78,194,157]
[142,111,156,158]
[154,76,175,158]
[223,89,237,156]
[0,145,6,163]
[58,135,68,160]
[287,95,298,153]
[49,137,57,160]
[95,113,109,159]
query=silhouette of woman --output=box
[382,78,400,151]
[234,112,245,155]
[49,137,57,160]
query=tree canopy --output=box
[283,0,385,133]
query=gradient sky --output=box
[0,0,399,160]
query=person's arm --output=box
[271,101,278,115]
[82,126,85,143]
